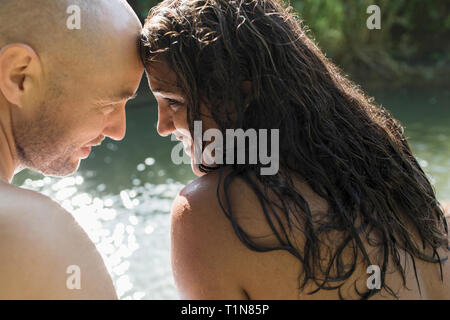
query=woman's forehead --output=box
[147,63,182,92]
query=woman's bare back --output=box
[190,169,450,300]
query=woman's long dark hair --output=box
[140,0,448,299]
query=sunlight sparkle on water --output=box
[19,173,183,299]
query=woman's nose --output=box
[157,104,175,137]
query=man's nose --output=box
[157,104,175,137]
[103,105,127,141]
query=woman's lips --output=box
[174,133,193,156]
[184,143,192,157]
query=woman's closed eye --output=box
[165,98,183,111]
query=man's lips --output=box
[87,137,105,148]
[87,142,102,148]
[80,146,92,158]
[79,139,104,158]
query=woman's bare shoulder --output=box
[170,169,260,299]
[442,200,450,220]
[172,168,281,241]
[171,169,251,253]
[172,168,318,253]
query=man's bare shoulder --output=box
[0,182,117,299]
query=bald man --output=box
[0,0,143,299]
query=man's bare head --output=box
[0,0,142,69]
[0,0,144,176]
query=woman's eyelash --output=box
[166,98,181,106]
[165,98,183,110]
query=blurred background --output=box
[12,0,450,299]
[131,0,450,88]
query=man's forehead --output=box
[91,62,142,104]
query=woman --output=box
[140,0,449,299]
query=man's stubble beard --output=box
[12,96,81,177]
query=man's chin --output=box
[34,159,81,177]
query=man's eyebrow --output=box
[111,90,138,101]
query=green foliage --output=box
[291,0,449,68]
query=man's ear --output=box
[0,44,42,107]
